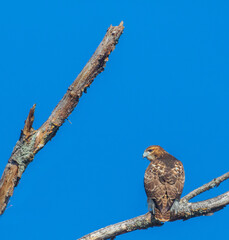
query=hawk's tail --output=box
[155,208,170,222]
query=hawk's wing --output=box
[144,160,167,211]
[144,159,185,213]
[165,160,185,200]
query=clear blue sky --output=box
[0,1,228,239]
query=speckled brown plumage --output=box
[143,146,185,222]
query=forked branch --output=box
[78,172,229,240]
[0,22,124,215]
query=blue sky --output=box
[0,0,228,239]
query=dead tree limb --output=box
[78,172,229,240]
[0,21,124,215]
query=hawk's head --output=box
[143,145,167,161]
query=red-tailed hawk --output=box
[143,145,185,222]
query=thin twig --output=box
[0,22,124,215]
[181,171,229,202]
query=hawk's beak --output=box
[143,151,149,158]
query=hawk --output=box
[143,145,185,222]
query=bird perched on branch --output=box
[143,145,185,222]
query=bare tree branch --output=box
[78,173,229,240]
[0,22,124,215]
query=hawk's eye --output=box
[148,149,153,152]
